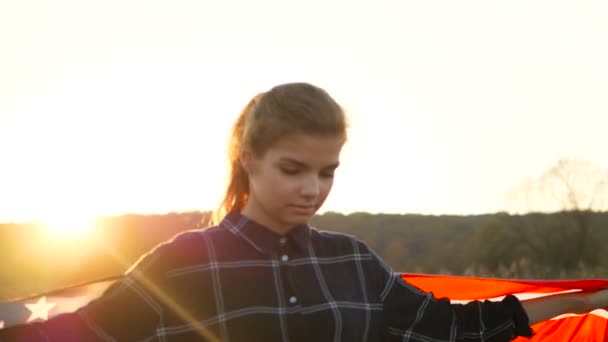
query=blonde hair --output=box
[211,82,347,225]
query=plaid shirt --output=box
[0,211,532,341]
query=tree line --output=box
[1,209,606,300]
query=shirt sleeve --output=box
[0,244,171,342]
[365,245,534,341]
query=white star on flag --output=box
[0,277,118,330]
[25,297,56,322]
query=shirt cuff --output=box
[503,294,534,338]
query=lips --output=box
[291,205,316,215]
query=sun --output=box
[41,213,96,240]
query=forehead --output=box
[263,134,344,165]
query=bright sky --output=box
[1,0,608,223]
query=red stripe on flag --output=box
[402,273,608,341]
[402,273,608,300]
[514,315,608,342]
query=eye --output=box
[320,171,335,179]
[280,167,300,175]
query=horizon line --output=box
[2,208,607,226]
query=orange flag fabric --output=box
[402,273,608,341]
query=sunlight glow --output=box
[1,0,608,222]
[41,213,96,240]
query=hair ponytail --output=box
[211,96,258,225]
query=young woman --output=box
[1,82,607,341]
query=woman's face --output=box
[242,133,343,235]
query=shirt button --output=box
[279,237,287,244]
[281,255,289,262]
[289,296,297,304]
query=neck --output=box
[241,204,293,236]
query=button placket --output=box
[279,237,289,262]
[278,237,297,306]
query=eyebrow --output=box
[278,157,340,170]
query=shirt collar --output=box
[221,211,311,255]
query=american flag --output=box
[0,277,117,331]
[1,274,607,340]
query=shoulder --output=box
[165,225,226,247]
[160,225,231,258]
[309,226,373,256]
[311,226,370,247]
[128,225,228,274]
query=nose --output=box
[301,174,320,198]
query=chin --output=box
[284,214,313,226]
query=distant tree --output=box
[478,159,608,275]
[507,159,608,213]
[383,239,411,272]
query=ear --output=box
[239,149,256,175]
